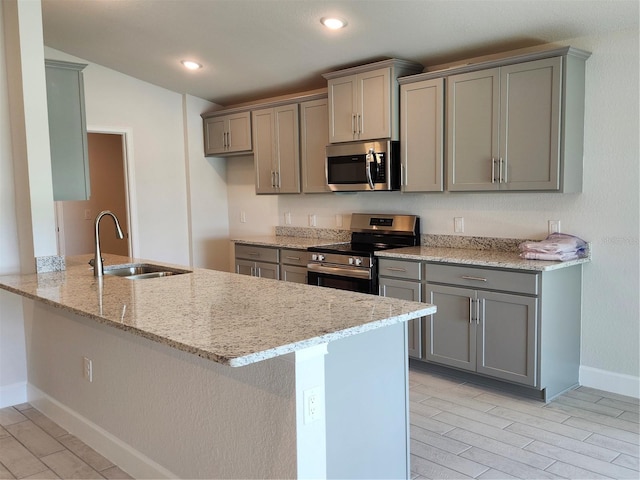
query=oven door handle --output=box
[307,263,372,280]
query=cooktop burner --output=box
[308,242,402,256]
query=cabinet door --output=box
[281,265,307,284]
[253,108,276,194]
[447,68,500,191]
[226,112,252,153]
[358,68,391,140]
[425,285,477,371]
[477,291,538,386]
[235,259,255,276]
[400,78,444,192]
[204,117,227,155]
[379,277,423,359]
[45,60,90,201]
[255,261,279,280]
[500,57,561,191]
[328,74,357,143]
[273,105,300,193]
[300,98,331,193]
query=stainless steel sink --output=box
[103,264,190,280]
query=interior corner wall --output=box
[184,94,231,271]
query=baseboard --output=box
[580,366,640,399]
[0,381,27,408]
[27,385,176,479]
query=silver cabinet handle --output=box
[275,171,280,188]
[271,171,275,188]
[227,131,231,148]
[385,267,407,272]
[352,114,357,135]
[285,256,301,261]
[491,158,497,183]
[500,157,506,183]
[461,275,487,282]
[476,298,481,324]
[357,114,362,134]
[248,252,260,257]
[469,297,474,324]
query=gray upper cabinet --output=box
[446,51,588,192]
[203,111,252,156]
[300,98,331,193]
[45,60,90,201]
[323,59,423,144]
[253,104,300,194]
[399,78,444,192]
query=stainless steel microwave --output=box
[326,140,400,192]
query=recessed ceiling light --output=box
[181,60,202,70]
[320,17,347,30]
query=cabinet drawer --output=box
[235,244,279,263]
[427,263,538,295]
[379,259,424,281]
[280,249,310,266]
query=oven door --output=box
[307,263,376,294]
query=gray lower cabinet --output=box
[234,244,280,279]
[45,59,90,201]
[280,249,310,284]
[425,283,538,387]
[378,259,425,359]
[422,262,582,400]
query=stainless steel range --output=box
[307,213,420,294]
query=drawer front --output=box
[379,259,424,281]
[427,263,538,295]
[280,249,310,267]
[235,244,279,263]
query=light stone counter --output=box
[377,246,590,271]
[231,235,346,249]
[0,254,434,367]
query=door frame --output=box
[55,127,138,258]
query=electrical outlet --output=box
[454,217,464,233]
[335,214,343,227]
[240,211,247,223]
[308,214,317,227]
[284,212,292,225]
[303,386,322,424]
[84,209,92,220]
[548,220,561,234]
[83,357,93,382]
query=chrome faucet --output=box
[92,210,124,277]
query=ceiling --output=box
[41,0,638,107]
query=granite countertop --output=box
[231,235,346,249]
[377,246,590,271]
[0,254,434,367]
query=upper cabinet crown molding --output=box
[399,44,591,84]
[201,92,327,120]
[321,58,423,80]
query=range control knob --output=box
[354,257,363,266]
[348,257,354,265]
[317,254,326,262]
[311,254,318,261]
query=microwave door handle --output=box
[366,149,375,190]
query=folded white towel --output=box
[519,233,587,261]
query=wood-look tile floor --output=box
[0,403,131,479]
[409,367,640,479]
[1,368,638,480]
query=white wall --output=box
[183,95,231,271]
[226,29,640,389]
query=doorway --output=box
[56,132,131,257]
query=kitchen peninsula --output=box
[0,254,434,479]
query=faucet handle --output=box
[88,258,103,267]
